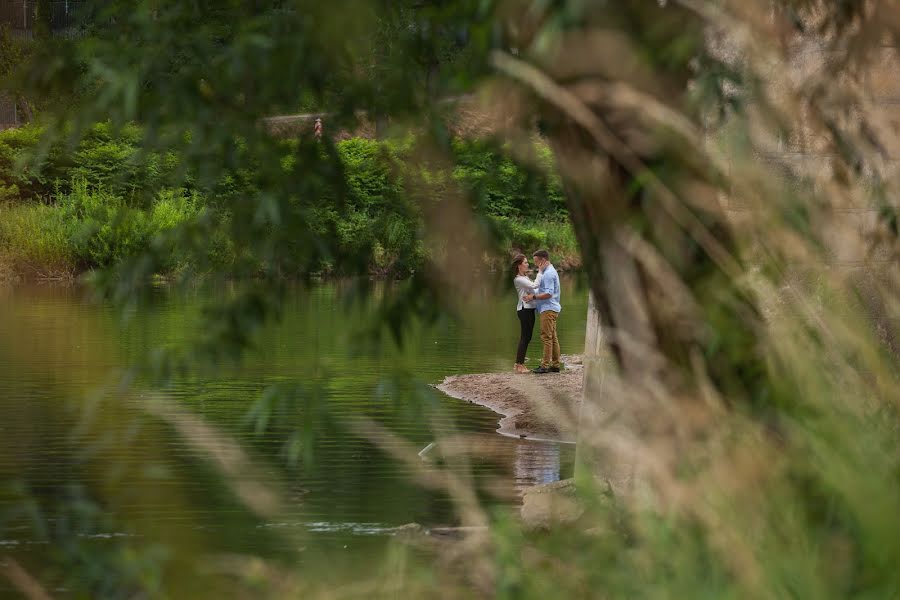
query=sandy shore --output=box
[435,355,583,443]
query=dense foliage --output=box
[0,123,573,278]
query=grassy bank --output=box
[0,186,200,282]
[0,201,577,282]
[0,124,579,282]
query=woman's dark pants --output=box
[516,308,536,364]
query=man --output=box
[524,249,562,374]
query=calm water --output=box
[0,278,587,594]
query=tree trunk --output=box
[575,292,604,487]
[375,114,389,139]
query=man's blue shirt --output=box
[536,264,562,314]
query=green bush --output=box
[0,123,576,277]
[57,181,199,269]
[335,136,565,221]
[57,183,146,267]
[149,189,199,232]
[330,138,422,274]
[487,216,579,268]
[0,179,204,278]
[68,123,182,204]
[328,136,570,273]
[69,138,137,192]
[541,220,578,254]
[491,216,547,252]
[0,125,59,202]
[0,122,181,205]
[337,137,397,210]
[451,138,567,220]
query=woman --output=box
[512,254,542,374]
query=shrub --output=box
[149,189,200,232]
[541,220,578,254]
[67,207,151,269]
[69,138,138,193]
[484,216,580,269]
[0,124,59,202]
[337,137,396,210]
[59,181,200,269]
[69,123,179,203]
[451,138,567,220]
[491,216,547,253]
[0,124,577,276]
[0,122,181,206]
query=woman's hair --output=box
[511,254,527,277]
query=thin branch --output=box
[1,558,53,600]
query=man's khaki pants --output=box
[539,310,561,369]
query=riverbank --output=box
[0,241,581,285]
[436,355,583,443]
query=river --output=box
[0,277,587,595]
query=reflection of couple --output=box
[511,250,562,374]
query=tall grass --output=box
[0,182,200,281]
[540,219,579,268]
[0,202,76,280]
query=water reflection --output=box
[513,441,563,492]
[0,280,586,592]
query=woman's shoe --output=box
[514,363,529,374]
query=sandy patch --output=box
[435,355,583,443]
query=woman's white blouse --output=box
[514,273,542,311]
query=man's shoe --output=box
[550,366,562,373]
[532,366,551,374]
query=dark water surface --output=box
[0,278,587,594]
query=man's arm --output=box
[532,291,552,300]
[531,271,556,300]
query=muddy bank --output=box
[436,356,583,443]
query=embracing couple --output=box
[512,249,562,375]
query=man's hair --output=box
[532,249,550,261]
